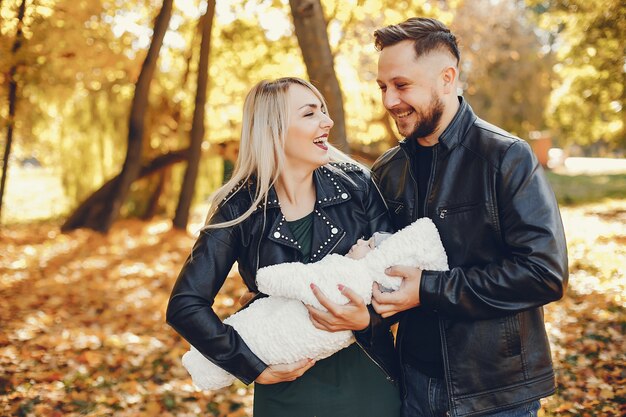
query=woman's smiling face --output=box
[283,83,334,171]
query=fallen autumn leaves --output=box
[1,201,624,416]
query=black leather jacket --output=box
[166,163,400,385]
[372,98,568,416]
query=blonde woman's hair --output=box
[204,77,361,230]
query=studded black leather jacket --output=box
[372,97,568,416]
[166,163,400,385]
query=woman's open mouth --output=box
[314,136,328,150]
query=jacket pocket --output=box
[502,313,522,357]
[386,199,405,215]
[436,201,482,219]
[385,199,410,231]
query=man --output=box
[370,17,568,417]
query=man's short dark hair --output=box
[374,17,460,66]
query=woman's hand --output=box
[255,358,316,384]
[306,284,370,331]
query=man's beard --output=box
[402,94,444,141]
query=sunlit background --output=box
[0,0,624,416]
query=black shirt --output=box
[402,139,444,378]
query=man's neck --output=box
[417,96,461,147]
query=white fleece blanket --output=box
[182,217,448,390]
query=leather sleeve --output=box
[420,140,569,319]
[165,206,267,384]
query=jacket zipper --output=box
[440,319,454,416]
[354,338,395,382]
[399,145,420,220]
[423,147,438,217]
[397,144,421,395]
[438,201,480,219]
[425,146,452,414]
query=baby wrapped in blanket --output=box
[182,217,448,390]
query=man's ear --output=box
[441,66,458,94]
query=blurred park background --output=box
[0,0,624,416]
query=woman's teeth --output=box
[314,138,328,150]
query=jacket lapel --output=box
[309,167,351,261]
[260,166,354,259]
[267,212,302,250]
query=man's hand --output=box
[306,284,370,332]
[372,266,423,318]
[255,358,316,384]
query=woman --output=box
[166,77,401,416]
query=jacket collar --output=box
[399,96,477,157]
[313,165,353,207]
[248,165,353,212]
[256,165,353,258]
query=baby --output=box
[347,233,389,259]
[238,232,391,308]
[182,217,448,390]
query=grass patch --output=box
[546,172,626,206]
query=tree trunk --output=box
[289,0,350,152]
[0,0,26,224]
[141,170,167,220]
[173,0,216,230]
[70,0,173,233]
[61,149,189,232]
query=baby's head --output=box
[346,232,392,260]
[347,237,375,260]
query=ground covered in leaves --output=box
[1,201,624,416]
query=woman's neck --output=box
[275,167,316,220]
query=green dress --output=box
[253,213,401,417]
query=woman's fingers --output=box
[256,358,316,384]
[338,284,364,306]
[309,284,338,315]
[274,358,313,374]
[269,359,316,382]
[307,283,370,331]
[306,304,334,330]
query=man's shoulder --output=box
[464,118,533,167]
[473,118,520,143]
[372,145,404,173]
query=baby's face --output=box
[347,237,375,260]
